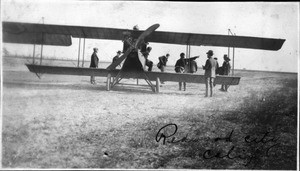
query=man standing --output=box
[122,25,139,53]
[202,50,216,97]
[220,54,231,92]
[143,46,153,71]
[90,48,99,84]
[175,53,186,91]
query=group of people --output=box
[174,53,199,91]
[173,50,231,97]
[112,47,170,73]
[90,47,231,97]
[89,26,231,97]
[89,45,170,84]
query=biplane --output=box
[2,21,285,93]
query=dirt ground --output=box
[2,57,298,169]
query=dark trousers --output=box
[221,84,229,91]
[160,65,166,84]
[90,76,95,84]
[90,67,96,84]
[177,70,186,90]
[146,60,153,71]
[179,82,186,90]
[221,73,229,91]
[160,65,165,72]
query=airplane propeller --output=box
[106,24,160,70]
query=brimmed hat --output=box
[206,50,213,55]
[224,55,231,61]
[117,50,122,54]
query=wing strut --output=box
[82,38,86,67]
[32,44,36,64]
[108,67,156,92]
[40,17,45,65]
[228,29,236,75]
[77,38,81,67]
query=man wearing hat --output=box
[202,50,217,97]
[90,48,99,84]
[112,50,122,67]
[220,54,231,91]
[157,53,170,84]
[175,53,186,90]
[143,46,153,71]
[122,25,139,53]
[158,53,170,72]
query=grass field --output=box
[2,56,298,169]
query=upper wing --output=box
[3,32,72,46]
[3,21,285,50]
[3,21,74,46]
[146,31,285,51]
[2,21,140,46]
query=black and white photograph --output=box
[1,1,298,169]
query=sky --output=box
[1,0,299,72]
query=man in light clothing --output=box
[202,50,217,97]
